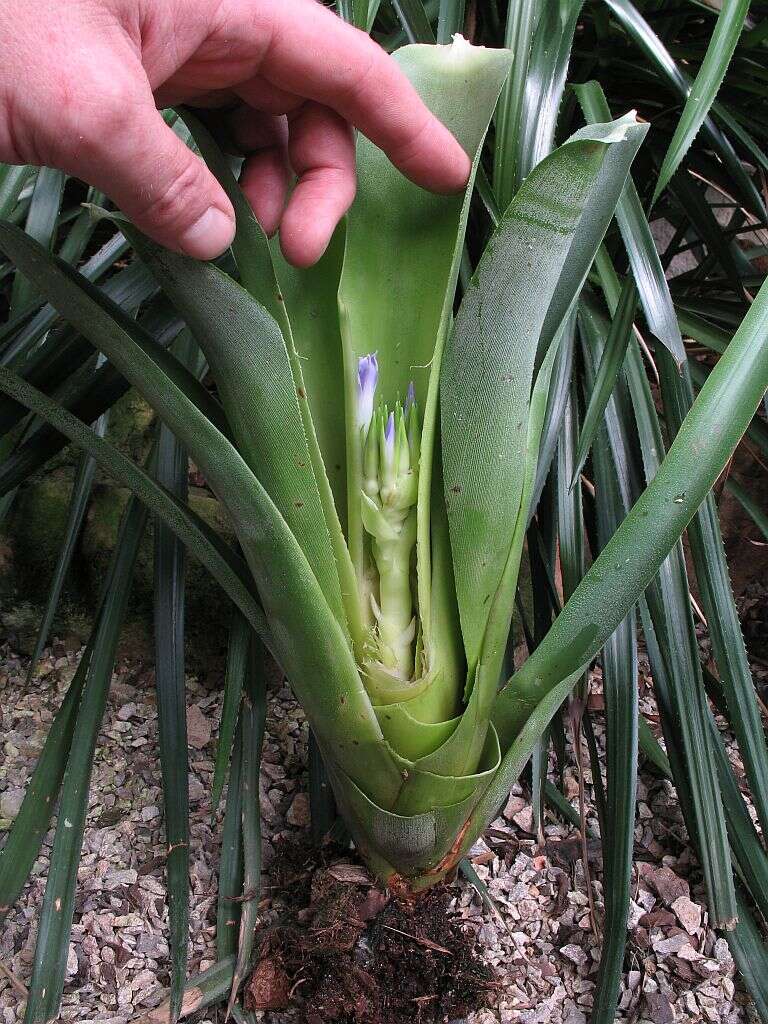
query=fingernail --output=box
[179,206,235,260]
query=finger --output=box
[233,109,291,237]
[279,101,355,268]
[74,94,236,259]
[234,76,304,117]
[226,0,471,193]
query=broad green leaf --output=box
[179,112,358,639]
[122,228,349,639]
[442,116,640,674]
[338,39,512,616]
[327,759,485,879]
[0,223,403,808]
[270,232,348,527]
[415,669,583,888]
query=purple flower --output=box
[357,353,378,431]
[405,381,416,414]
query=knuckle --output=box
[133,155,208,229]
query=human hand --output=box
[0,0,470,266]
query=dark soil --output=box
[246,841,495,1024]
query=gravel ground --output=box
[0,627,762,1023]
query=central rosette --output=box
[356,354,420,685]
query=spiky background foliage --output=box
[0,1,767,1021]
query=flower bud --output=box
[357,353,378,432]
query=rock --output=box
[186,705,211,750]
[653,932,690,956]
[0,787,24,819]
[512,805,535,834]
[286,792,310,827]
[643,991,675,1023]
[713,937,733,964]
[671,895,702,935]
[188,776,205,803]
[560,943,588,966]
[626,899,645,931]
[645,865,689,906]
[116,702,137,721]
[677,943,704,962]
[504,793,526,820]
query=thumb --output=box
[83,102,236,260]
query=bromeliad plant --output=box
[0,39,655,886]
[1,9,768,1023]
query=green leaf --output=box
[727,890,768,1020]
[121,227,351,641]
[601,0,766,219]
[571,276,636,489]
[27,412,107,679]
[0,364,269,644]
[11,167,65,313]
[575,82,686,367]
[308,730,339,845]
[270,232,349,527]
[25,493,147,1024]
[517,0,584,181]
[495,271,768,765]
[179,111,358,640]
[390,0,435,41]
[216,721,244,961]
[726,478,768,541]
[493,0,538,206]
[583,348,638,1022]
[153,344,195,1021]
[228,639,267,1014]
[212,608,250,812]
[442,116,641,675]
[0,647,89,925]
[0,164,31,221]
[657,345,768,845]
[436,0,465,43]
[0,223,402,809]
[338,39,512,634]
[141,956,236,1024]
